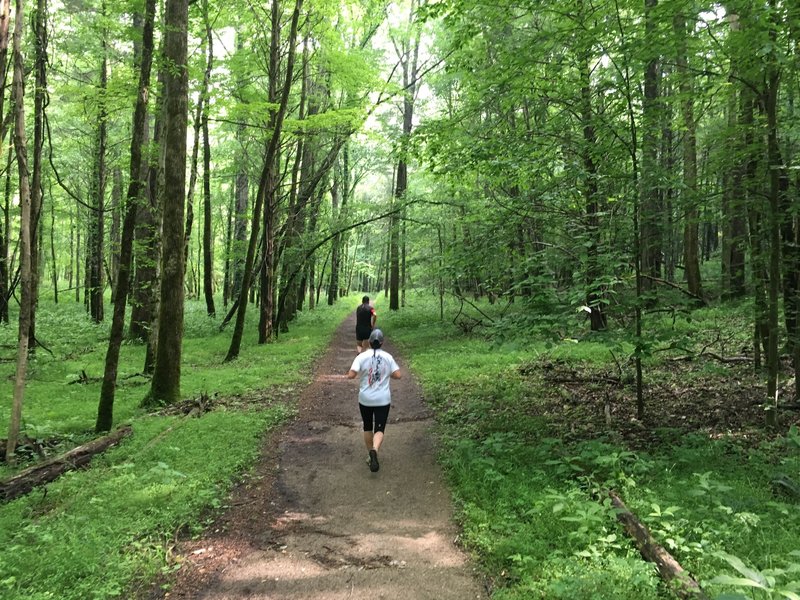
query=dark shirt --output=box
[356,303,375,329]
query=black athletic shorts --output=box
[356,325,372,342]
[359,403,390,433]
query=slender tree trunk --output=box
[95,0,155,431]
[389,6,420,311]
[765,7,782,428]
[146,0,189,406]
[0,143,10,322]
[226,0,302,361]
[675,12,703,299]
[640,0,661,295]
[579,10,606,331]
[201,3,214,317]
[109,167,122,301]
[28,0,46,348]
[6,0,32,463]
[88,23,108,323]
[231,35,249,302]
[49,185,57,303]
[0,0,12,323]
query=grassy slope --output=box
[381,293,800,600]
[0,296,356,599]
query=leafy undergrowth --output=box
[0,295,357,600]
[382,293,800,600]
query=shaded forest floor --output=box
[522,358,799,449]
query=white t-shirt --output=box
[350,349,400,407]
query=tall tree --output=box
[87,2,108,323]
[201,0,215,317]
[674,7,702,300]
[389,0,421,311]
[226,0,303,361]
[146,0,190,405]
[96,0,156,432]
[6,0,32,462]
[28,0,46,347]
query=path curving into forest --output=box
[156,311,485,600]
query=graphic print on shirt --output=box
[367,355,384,387]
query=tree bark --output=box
[225,0,303,362]
[146,0,189,406]
[609,491,708,599]
[87,16,107,323]
[96,0,155,432]
[201,2,215,317]
[579,4,606,331]
[0,0,11,323]
[1,426,132,500]
[640,0,662,294]
[675,11,703,300]
[28,0,46,348]
[6,0,32,463]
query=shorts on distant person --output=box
[356,325,372,342]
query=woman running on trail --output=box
[355,296,377,353]
[347,329,401,472]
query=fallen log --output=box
[0,425,132,502]
[609,490,708,599]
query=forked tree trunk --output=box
[6,0,32,463]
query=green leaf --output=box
[717,552,769,587]
[710,575,768,589]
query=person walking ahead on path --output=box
[347,329,401,472]
[355,296,377,353]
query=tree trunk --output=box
[389,7,420,311]
[675,12,703,300]
[640,0,661,294]
[95,0,155,432]
[146,0,189,406]
[579,8,606,331]
[87,23,107,323]
[765,8,782,429]
[6,0,32,463]
[109,167,122,302]
[0,0,12,323]
[28,0,46,348]
[201,4,215,317]
[225,0,303,362]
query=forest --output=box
[1,0,800,598]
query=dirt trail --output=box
[159,312,485,600]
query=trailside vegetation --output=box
[382,296,800,599]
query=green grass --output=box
[381,292,800,599]
[0,294,357,599]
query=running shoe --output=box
[369,449,379,472]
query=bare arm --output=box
[346,370,358,379]
[391,369,401,380]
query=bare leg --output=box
[372,431,384,452]
[361,339,370,352]
[363,431,373,451]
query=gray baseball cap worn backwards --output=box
[369,329,384,347]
